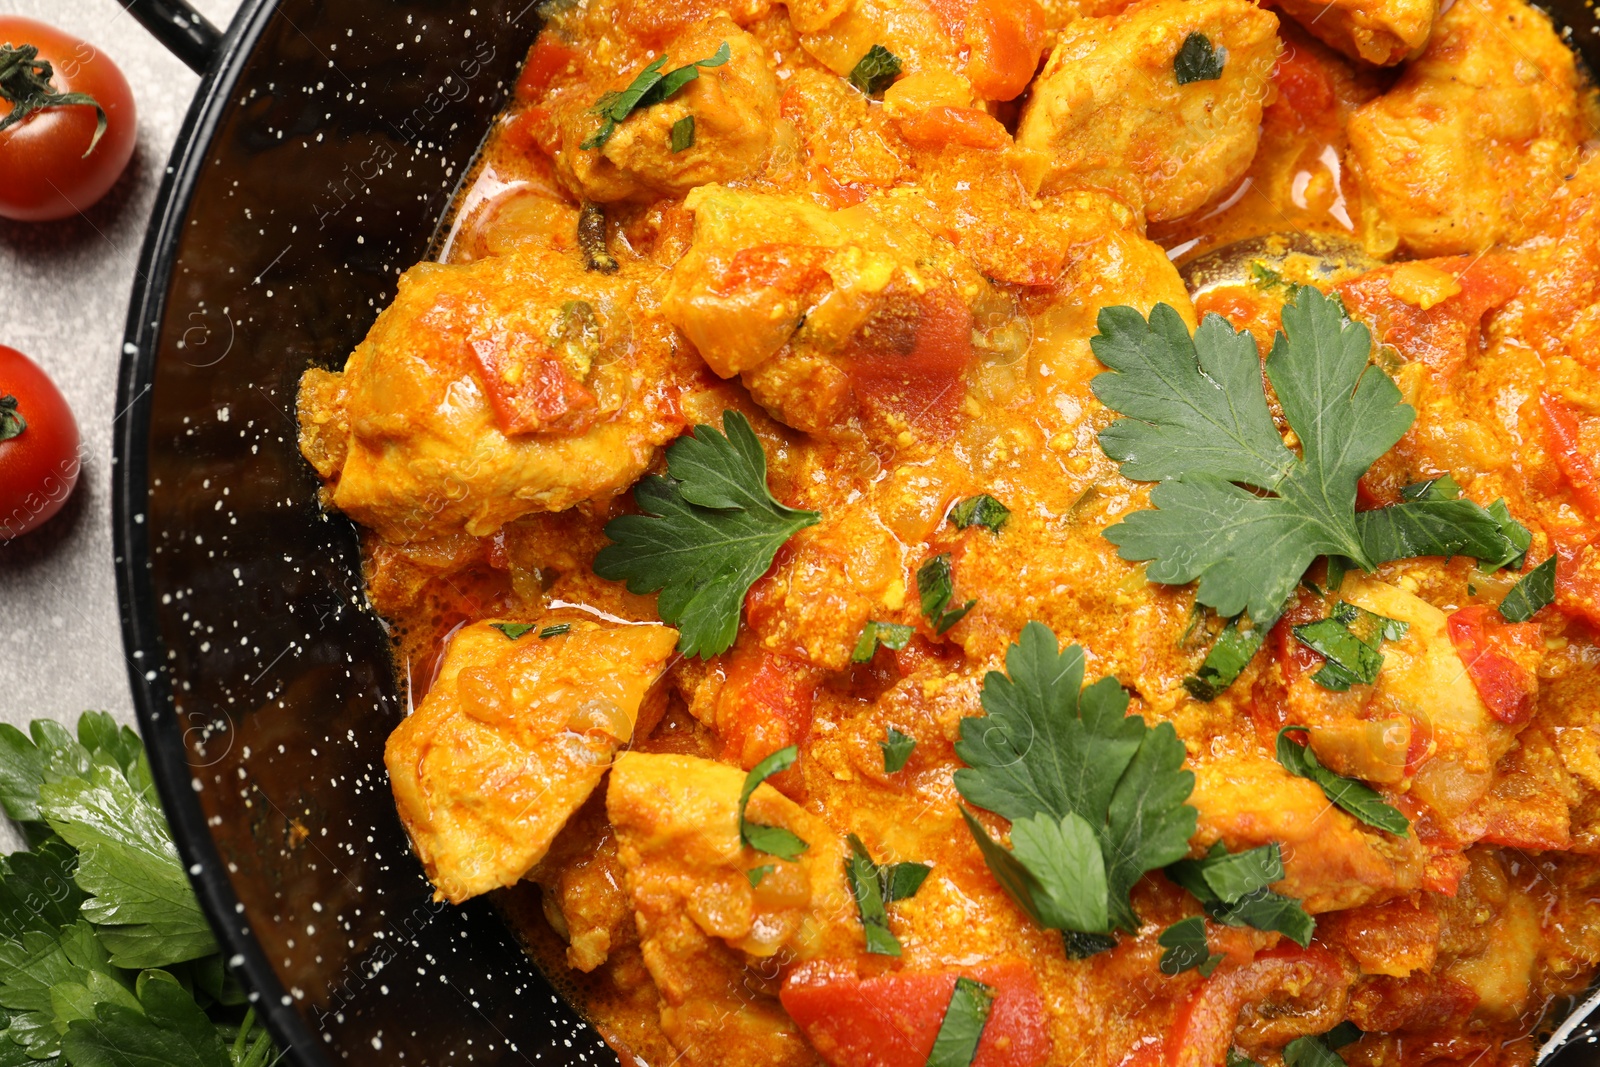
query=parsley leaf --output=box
[60,969,236,1067]
[1284,1031,1351,1067]
[491,622,535,640]
[844,836,931,956]
[1487,500,1532,570]
[670,114,695,152]
[918,554,975,634]
[1166,841,1315,946]
[854,621,914,663]
[1174,32,1225,84]
[538,623,572,639]
[848,44,902,96]
[595,411,820,658]
[40,765,219,969]
[0,921,134,1059]
[955,623,1197,933]
[880,726,916,772]
[738,746,809,861]
[0,840,84,942]
[1093,286,1527,660]
[927,977,994,1067]
[746,865,774,887]
[1293,601,1406,691]
[1276,727,1408,836]
[1499,556,1556,622]
[581,42,730,149]
[1158,916,1222,976]
[1184,616,1266,702]
[950,495,1010,534]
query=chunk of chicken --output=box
[553,18,780,203]
[607,752,855,1066]
[1274,0,1435,65]
[1347,0,1592,256]
[385,620,677,903]
[1016,0,1281,220]
[663,185,992,439]
[788,0,1048,103]
[297,246,692,541]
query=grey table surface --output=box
[0,0,244,848]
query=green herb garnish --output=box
[1499,556,1556,622]
[582,42,730,149]
[0,713,278,1065]
[669,114,695,152]
[853,621,914,663]
[955,623,1197,939]
[1293,601,1407,691]
[595,412,820,658]
[746,865,774,887]
[1284,1024,1360,1067]
[880,727,916,773]
[491,622,536,640]
[1091,289,1524,694]
[1184,616,1265,701]
[1276,727,1408,835]
[918,554,974,634]
[950,495,1011,534]
[848,44,902,96]
[844,835,931,956]
[1158,916,1222,976]
[538,623,572,639]
[927,976,994,1067]
[1487,500,1532,570]
[1166,841,1314,945]
[738,746,809,861]
[1174,32,1225,84]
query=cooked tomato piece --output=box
[1269,41,1337,126]
[1539,394,1600,524]
[841,289,975,435]
[894,105,1010,150]
[927,0,1048,101]
[781,958,1050,1067]
[1552,530,1600,627]
[1335,256,1522,375]
[1444,606,1541,724]
[516,32,579,100]
[1167,945,1348,1067]
[716,644,819,769]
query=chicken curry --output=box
[295,0,1600,1062]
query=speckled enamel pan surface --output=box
[113,1,1600,1064]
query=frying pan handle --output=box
[122,0,223,75]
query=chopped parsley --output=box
[738,745,809,861]
[1158,916,1222,976]
[848,44,902,96]
[491,622,536,640]
[927,976,994,1067]
[594,411,820,658]
[918,554,974,634]
[747,864,775,887]
[955,623,1197,939]
[1499,556,1556,622]
[1284,1024,1361,1067]
[1166,841,1314,946]
[1487,500,1532,570]
[670,114,695,152]
[950,495,1011,534]
[538,622,572,639]
[1293,601,1408,691]
[1174,32,1225,85]
[1277,727,1408,835]
[881,726,916,772]
[582,42,730,149]
[0,713,277,1065]
[844,835,931,956]
[1184,615,1265,701]
[853,620,914,663]
[1091,288,1528,693]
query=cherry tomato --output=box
[0,17,136,221]
[0,345,80,539]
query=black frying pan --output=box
[113,0,1600,1063]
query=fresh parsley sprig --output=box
[954,623,1197,940]
[582,42,730,149]
[1276,727,1408,835]
[594,411,820,658]
[1091,288,1529,693]
[738,746,809,861]
[0,713,278,1066]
